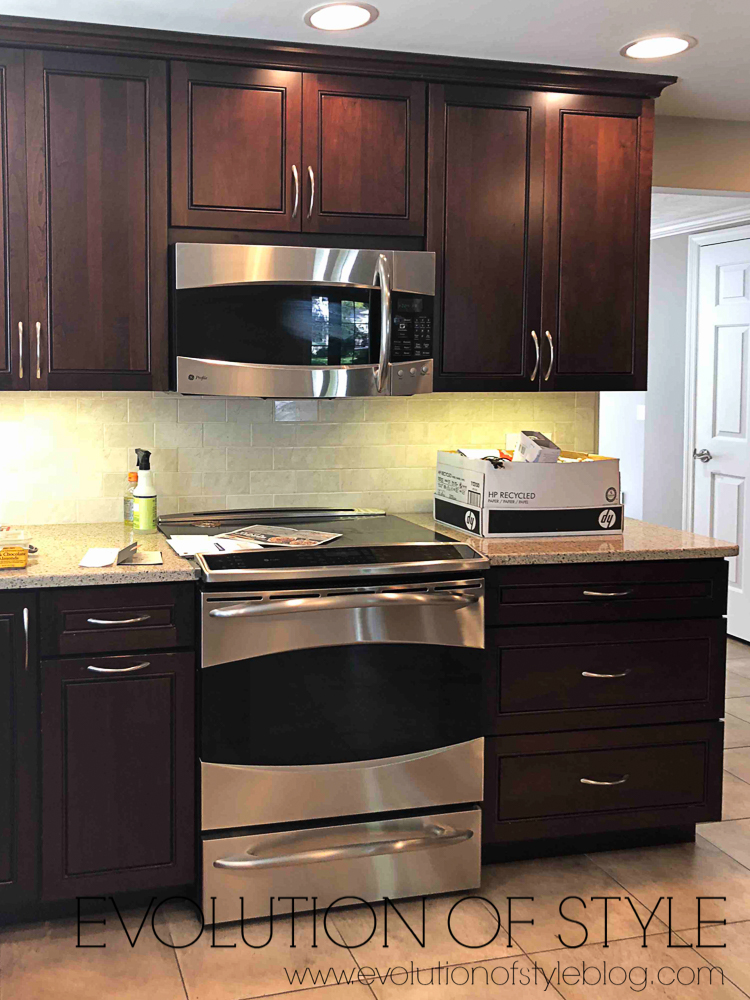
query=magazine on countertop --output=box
[217,524,343,547]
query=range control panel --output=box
[391,294,433,363]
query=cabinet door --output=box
[0,594,38,909]
[0,49,28,390]
[428,84,545,392]
[541,95,653,391]
[41,652,195,900]
[302,73,425,236]
[171,62,302,231]
[25,51,168,391]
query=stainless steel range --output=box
[160,508,489,924]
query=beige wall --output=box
[654,116,750,192]
[0,391,598,525]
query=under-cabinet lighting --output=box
[304,2,379,30]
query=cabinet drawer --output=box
[40,583,194,656]
[483,722,723,845]
[486,618,726,734]
[487,559,728,626]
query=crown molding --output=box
[651,204,750,239]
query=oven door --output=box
[200,578,485,830]
[172,244,434,397]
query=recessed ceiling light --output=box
[621,34,697,59]
[304,2,379,30]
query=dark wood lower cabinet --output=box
[483,721,724,847]
[41,651,195,900]
[0,593,38,909]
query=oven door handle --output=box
[374,253,392,394]
[208,590,480,618]
[213,824,473,871]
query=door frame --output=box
[683,223,750,531]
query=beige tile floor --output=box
[4,638,750,999]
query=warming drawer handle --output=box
[86,615,151,626]
[582,590,633,599]
[208,590,480,618]
[213,824,474,871]
[580,774,629,787]
[582,670,631,679]
[87,661,150,673]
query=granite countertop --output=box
[0,523,198,589]
[399,514,740,566]
[0,516,738,589]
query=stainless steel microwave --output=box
[171,243,435,398]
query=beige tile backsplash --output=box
[0,391,598,525]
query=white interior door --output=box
[694,238,750,640]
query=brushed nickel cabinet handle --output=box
[22,607,29,671]
[86,615,151,626]
[18,322,23,379]
[580,775,629,787]
[87,661,150,673]
[35,321,41,379]
[307,165,315,219]
[530,330,540,381]
[291,164,300,219]
[582,670,630,679]
[544,330,554,381]
[582,589,633,598]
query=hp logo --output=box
[598,508,617,529]
[464,510,478,531]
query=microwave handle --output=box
[374,253,392,394]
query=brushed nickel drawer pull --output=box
[35,321,41,379]
[582,589,633,598]
[18,322,23,379]
[544,329,554,381]
[307,165,315,219]
[87,661,150,673]
[582,670,630,679]
[580,774,629,787]
[86,615,151,626]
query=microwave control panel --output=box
[391,294,433,362]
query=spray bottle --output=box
[132,449,157,534]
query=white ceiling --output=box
[3,0,750,121]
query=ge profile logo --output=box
[188,374,195,380]
[606,487,617,502]
[464,510,478,532]
[598,508,617,529]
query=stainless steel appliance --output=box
[171,244,435,398]
[160,509,488,923]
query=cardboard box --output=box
[515,430,561,464]
[434,450,623,537]
[435,450,621,510]
[434,496,624,538]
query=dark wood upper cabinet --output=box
[171,62,302,231]
[540,94,653,391]
[25,50,168,391]
[0,593,38,910]
[302,73,425,236]
[0,49,28,390]
[428,84,545,391]
[41,651,195,900]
